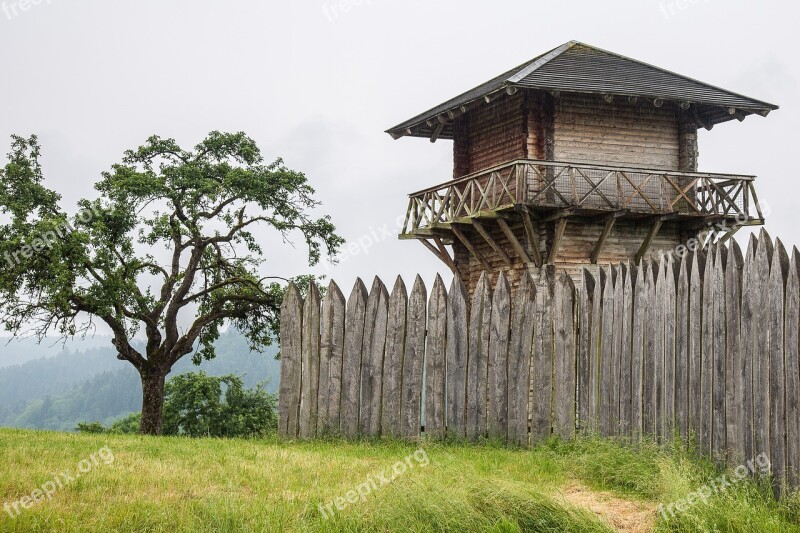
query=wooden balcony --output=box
[401,159,765,237]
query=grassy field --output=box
[0,429,798,532]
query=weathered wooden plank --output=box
[488,273,512,442]
[663,255,677,444]
[360,278,389,437]
[600,266,615,436]
[654,256,667,442]
[401,276,427,439]
[770,239,789,494]
[425,275,448,438]
[700,246,715,456]
[712,245,726,463]
[611,263,625,435]
[619,262,634,437]
[299,283,321,439]
[740,235,757,463]
[631,261,646,440]
[317,281,346,436]
[278,283,303,439]
[688,250,705,449]
[554,271,577,440]
[590,266,604,434]
[786,247,800,490]
[508,273,536,446]
[753,235,771,473]
[578,269,596,433]
[467,272,492,441]
[676,252,690,444]
[446,274,469,438]
[642,260,657,438]
[532,267,556,443]
[725,242,745,464]
[381,277,408,439]
[341,279,368,438]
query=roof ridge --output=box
[506,41,578,84]
[539,41,778,110]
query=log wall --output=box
[553,93,681,170]
[453,90,693,179]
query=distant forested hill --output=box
[0,336,114,368]
[0,331,279,432]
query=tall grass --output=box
[0,428,798,532]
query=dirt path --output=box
[559,483,657,533]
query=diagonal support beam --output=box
[548,217,568,265]
[589,210,627,265]
[419,238,457,274]
[451,225,492,271]
[520,209,543,267]
[496,218,532,265]
[635,219,663,265]
[717,225,742,246]
[591,218,617,265]
[472,220,513,267]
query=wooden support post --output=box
[430,122,445,143]
[635,219,663,265]
[418,237,458,274]
[452,225,492,271]
[496,218,531,265]
[473,220,513,267]
[591,217,617,265]
[548,217,568,265]
[520,209,543,267]
[433,237,459,274]
[591,211,626,265]
[718,225,742,246]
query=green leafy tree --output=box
[163,372,276,437]
[77,372,275,438]
[1,132,343,435]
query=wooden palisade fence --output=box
[279,230,800,494]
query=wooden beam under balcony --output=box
[590,211,627,264]
[496,218,532,265]
[472,220,513,267]
[519,209,543,267]
[548,218,569,265]
[635,218,664,265]
[451,225,492,271]
[419,238,458,274]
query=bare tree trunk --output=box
[139,369,167,435]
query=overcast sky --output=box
[1,0,797,314]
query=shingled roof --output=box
[387,41,779,140]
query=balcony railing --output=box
[402,159,764,235]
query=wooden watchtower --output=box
[388,41,777,294]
